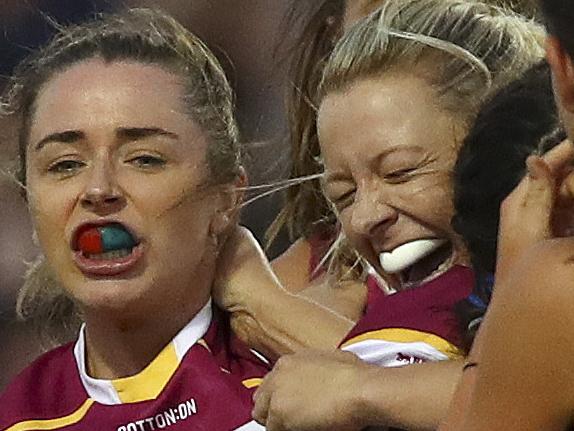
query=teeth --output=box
[86,248,133,260]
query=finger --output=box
[497,156,556,279]
[500,156,553,236]
[559,170,574,202]
[542,139,574,176]
[553,171,574,236]
[252,386,272,425]
[265,413,288,431]
[524,156,555,216]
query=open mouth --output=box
[379,239,454,288]
[401,242,453,286]
[72,222,143,276]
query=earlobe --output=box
[547,36,574,112]
[209,168,248,238]
[209,212,231,238]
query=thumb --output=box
[496,155,556,281]
[519,155,555,240]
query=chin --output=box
[67,276,151,316]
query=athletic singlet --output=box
[307,231,472,365]
[0,302,269,431]
[340,266,473,366]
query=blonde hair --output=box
[266,1,344,246]
[318,0,545,277]
[322,0,545,117]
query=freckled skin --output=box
[26,59,227,324]
[318,74,470,286]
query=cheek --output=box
[144,187,216,251]
[403,175,455,224]
[27,180,76,238]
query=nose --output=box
[350,183,398,238]
[80,160,125,214]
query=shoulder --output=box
[0,342,87,430]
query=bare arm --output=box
[214,227,355,360]
[442,142,574,430]
[270,238,313,294]
[252,349,463,431]
[443,242,574,431]
[360,358,463,430]
[271,237,367,321]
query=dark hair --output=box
[3,8,242,345]
[453,61,560,301]
[540,0,574,57]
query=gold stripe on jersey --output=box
[112,343,179,403]
[242,378,263,389]
[6,399,94,431]
[340,328,463,359]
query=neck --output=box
[82,298,209,380]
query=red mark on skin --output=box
[77,227,103,254]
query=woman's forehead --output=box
[36,59,184,106]
[30,59,195,142]
[318,76,464,169]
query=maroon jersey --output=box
[0,302,269,431]
[340,266,474,366]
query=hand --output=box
[213,225,279,311]
[253,350,376,431]
[497,139,574,281]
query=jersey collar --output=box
[74,300,213,405]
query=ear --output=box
[547,36,574,113]
[209,167,248,237]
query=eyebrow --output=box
[116,127,179,141]
[34,130,85,151]
[34,127,179,152]
[324,171,352,184]
[324,145,426,184]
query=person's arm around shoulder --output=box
[252,348,464,431]
[271,237,367,321]
[213,227,355,360]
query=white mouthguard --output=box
[378,239,447,274]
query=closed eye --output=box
[384,167,418,183]
[331,189,356,211]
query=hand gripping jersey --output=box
[0,302,269,431]
[340,265,475,367]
